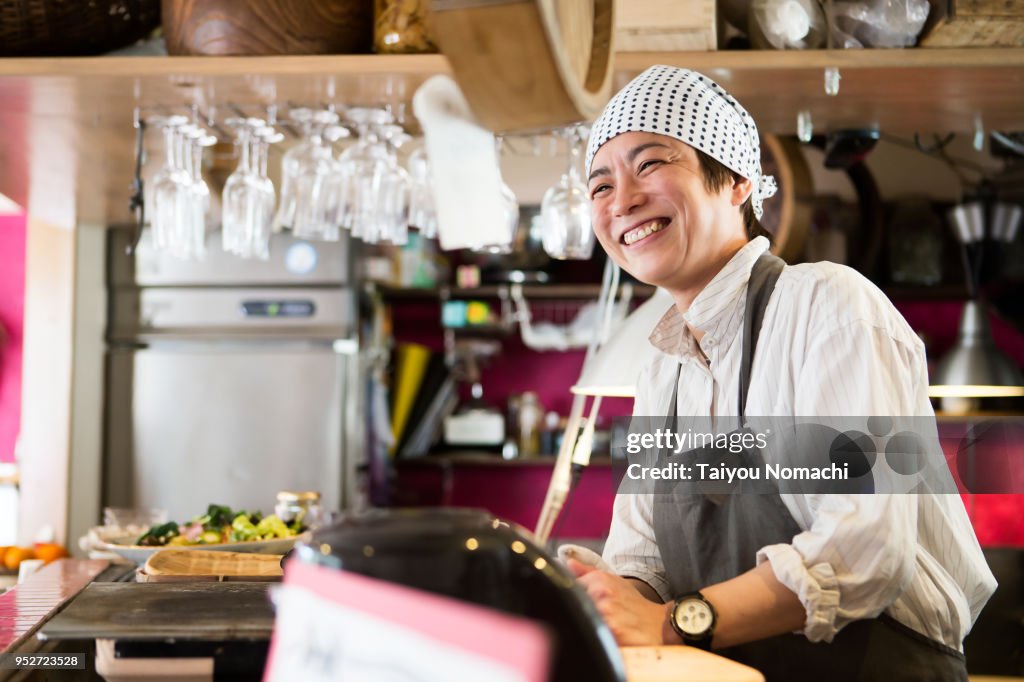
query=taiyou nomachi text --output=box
[626,461,851,482]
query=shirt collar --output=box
[648,236,771,357]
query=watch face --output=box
[675,598,714,636]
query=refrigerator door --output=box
[105,342,355,522]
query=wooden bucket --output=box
[162,0,374,55]
[430,0,616,132]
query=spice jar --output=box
[374,0,437,53]
[275,490,323,528]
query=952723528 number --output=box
[0,653,86,669]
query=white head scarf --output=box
[585,65,777,220]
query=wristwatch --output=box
[669,592,717,650]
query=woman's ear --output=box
[731,175,753,208]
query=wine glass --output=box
[274,108,340,241]
[149,115,190,253]
[541,125,594,260]
[222,118,282,259]
[407,145,438,239]
[474,136,518,254]
[337,107,396,244]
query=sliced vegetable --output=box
[137,521,180,547]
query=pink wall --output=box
[392,296,1024,546]
[0,211,26,464]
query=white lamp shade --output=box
[571,288,674,397]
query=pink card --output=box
[264,559,551,682]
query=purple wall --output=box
[0,210,26,464]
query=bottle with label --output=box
[517,392,543,459]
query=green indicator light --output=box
[268,303,280,316]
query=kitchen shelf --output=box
[2,48,1023,226]
[394,453,616,467]
[375,283,657,300]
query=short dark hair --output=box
[694,148,773,243]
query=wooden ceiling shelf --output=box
[1,48,1022,225]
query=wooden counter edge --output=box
[621,645,764,682]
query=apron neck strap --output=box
[738,251,786,416]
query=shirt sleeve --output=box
[757,319,928,642]
[601,361,673,602]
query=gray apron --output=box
[650,252,967,681]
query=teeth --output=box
[623,219,666,245]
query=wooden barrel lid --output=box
[760,135,814,263]
[431,0,615,132]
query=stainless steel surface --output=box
[38,583,274,642]
[108,287,353,341]
[104,229,365,523]
[105,344,351,521]
[109,228,348,287]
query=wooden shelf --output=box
[617,49,1024,135]
[2,49,1023,227]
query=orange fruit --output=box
[33,544,69,564]
[3,547,36,571]
[0,546,12,569]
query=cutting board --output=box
[144,550,284,579]
[38,582,275,642]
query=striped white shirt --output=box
[603,237,996,650]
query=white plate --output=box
[97,534,304,565]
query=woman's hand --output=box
[567,558,672,646]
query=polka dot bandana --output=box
[585,65,777,220]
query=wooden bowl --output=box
[162,0,374,55]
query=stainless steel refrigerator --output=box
[104,230,363,522]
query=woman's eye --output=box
[590,184,611,198]
[639,159,662,172]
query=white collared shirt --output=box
[602,237,996,650]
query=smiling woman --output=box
[587,132,752,306]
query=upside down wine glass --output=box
[541,125,594,260]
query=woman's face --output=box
[588,132,749,296]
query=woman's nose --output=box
[610,175,646,217]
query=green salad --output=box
[136,504,304,547]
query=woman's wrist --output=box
[661,601,685,645]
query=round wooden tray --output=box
[760,134,814,263]
[430,0,615,132]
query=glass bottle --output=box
[275,491,322,528]
[374,0,437,54]
[517,392,544,459]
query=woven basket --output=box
[0,0,161,56]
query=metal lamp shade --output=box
[990,202,1023,243]
[930,300,1024,398]
[946,202,986,244]
[571,288,674,398]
